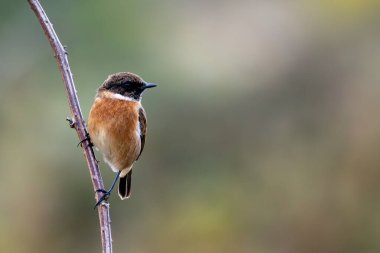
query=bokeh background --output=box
[1,0,380,252]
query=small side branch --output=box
[27,1,113,252]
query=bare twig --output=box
[27,1,113,252]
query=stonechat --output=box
[88,72,157,207]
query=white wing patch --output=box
[136,119,141,138]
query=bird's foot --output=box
[77,132,93,148]
[94,189,111,209]
[94,171,121,209]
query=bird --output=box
[87,72,157,207]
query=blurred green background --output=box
[1,0,380,252]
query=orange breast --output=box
[88,97,141,172]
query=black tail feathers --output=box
[118,170,132,200]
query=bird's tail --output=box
[118,170,132,200]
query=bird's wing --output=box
[136,107,147,160]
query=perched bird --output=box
[87,72,157,207]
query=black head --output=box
[99,72,157,100]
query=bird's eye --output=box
[124,81,140,87]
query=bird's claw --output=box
[96,189,108,194]
[78,133,93,148]
[94,189,111,209]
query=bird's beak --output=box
[143,83,158,89]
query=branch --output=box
[27,1,113,252]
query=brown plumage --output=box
[88,72,156,201]
[89,96,143,172]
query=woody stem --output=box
[27,1,113,253]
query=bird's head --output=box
[99,72,157,101]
